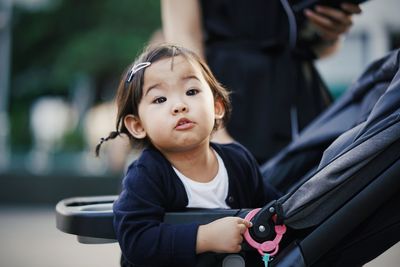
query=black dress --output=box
[200,0,333,163]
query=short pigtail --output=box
[95,131,120,157]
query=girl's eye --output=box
[186,88,199,96]
[152,97,167,104]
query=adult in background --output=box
[161,0,362,163]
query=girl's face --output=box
[124,55,224,153]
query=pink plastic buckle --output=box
[244,208,287,256]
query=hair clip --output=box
[126,62,151,83]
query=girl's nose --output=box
[172,103,188,114]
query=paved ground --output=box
[0,206,398,267]
[0,206,120,267]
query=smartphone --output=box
[291,0,369,14]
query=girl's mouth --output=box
[175,118,195,130]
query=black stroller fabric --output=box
[261,49,400,230]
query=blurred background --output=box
[0,0,399,266]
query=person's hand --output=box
[304,3,362,42]
[303,3,362,58]
[196,217,252,254]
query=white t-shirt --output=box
[173,151,230,209]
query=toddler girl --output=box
[96,44,278,267]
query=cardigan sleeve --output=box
[113,162,200,267]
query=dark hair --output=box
[96,44,231,156]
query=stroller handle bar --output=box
[55,195,250,243]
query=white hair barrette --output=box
[126,62,151,83]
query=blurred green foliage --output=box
[10,0,161,150]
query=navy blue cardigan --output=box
[113,142,278,267]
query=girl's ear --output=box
[214,98,225,120]
[124,115,147,139]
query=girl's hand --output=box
[196,217,253,254]
[304,3,362,42]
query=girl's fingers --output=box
[235,244,242,252]
[238,223,248,234]
[238,218,253,228]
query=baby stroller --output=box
[56,49,400,266]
